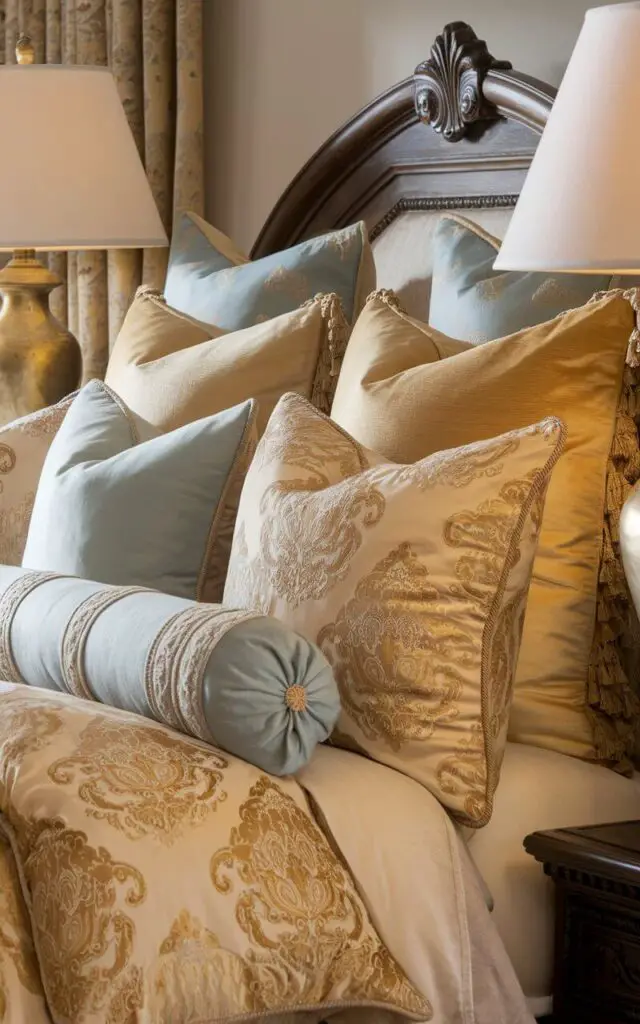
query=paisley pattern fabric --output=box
[0,834,49,1024]
[165,212,376,328]
[0,396,73,568]
[0,0,203,382]
[48,715,227,844]
[0,685,429,1024]
[225,393,566,827]
[428,214,618,343]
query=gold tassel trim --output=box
[366,288,406,313]
[304,293,350,416]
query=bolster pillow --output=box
[0,566,340,775]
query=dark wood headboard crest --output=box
[252,22,557,260]
[414,22,512,143]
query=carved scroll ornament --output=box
[414,22,512,142]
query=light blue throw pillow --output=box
[429,214,616,343]
[0,566,340,775]
[22,380,256,603]
[164,211,375,328]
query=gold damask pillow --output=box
[331,290,640,770]
[0,396,73,567]
[0,684,428,1024]
[224,394,566,827]
[0,834,49,1024]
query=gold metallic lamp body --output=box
[0,250,81,426]
[0,35,82,427]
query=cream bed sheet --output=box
[468,741,640,1018]
[298,745,535,1024]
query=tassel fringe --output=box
[304,293,350,415]
[586,287,640,769]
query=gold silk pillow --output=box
[331,290,640,770]
[0,685,428,1024]
[0,396,73,567]
[105,286,348,435]
[224,393,566,827]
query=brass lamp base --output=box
[0,249,82,427]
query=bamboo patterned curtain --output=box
[0,0,204,381]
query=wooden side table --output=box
[525,821,640,1024]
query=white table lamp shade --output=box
[495,2,640,273]
[0,65,167,251]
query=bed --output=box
[251,21,640,1021]
[2,19,640,1024]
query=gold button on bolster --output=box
[285,685,307,712]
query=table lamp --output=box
[0,36,167,421]
[494,2,640,275]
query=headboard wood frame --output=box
[252,22,555,259]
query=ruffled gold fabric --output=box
[587,289,640,770]
[0,0,203,381]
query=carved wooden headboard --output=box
[251,22,555,260]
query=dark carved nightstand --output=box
[525,821,640,1024]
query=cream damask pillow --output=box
[0,396,73,566]
[0,685,428,1024]
[224,394,566,827]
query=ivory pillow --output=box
[224,393,566,827]
[0,396,73,566]
[331,290,640,769]
[105,287,349,435]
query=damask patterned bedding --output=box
[0,681,533,1024]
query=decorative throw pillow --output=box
[0,832,48,1024]
[22,381,257,604]
[224,393,566,828]
[0,566,340,776]
[165,210,375,327]
[332,289,640,769]
[0,395,73,566]
[105,287,349,435]
[0,685,428,1024]
[429,213,616,342]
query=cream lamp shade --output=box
[495,2,640,274]
[0,64,167,250]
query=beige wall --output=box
[203,0,618,253]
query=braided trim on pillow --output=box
[365,288,406,311]
[587,288,640,770]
